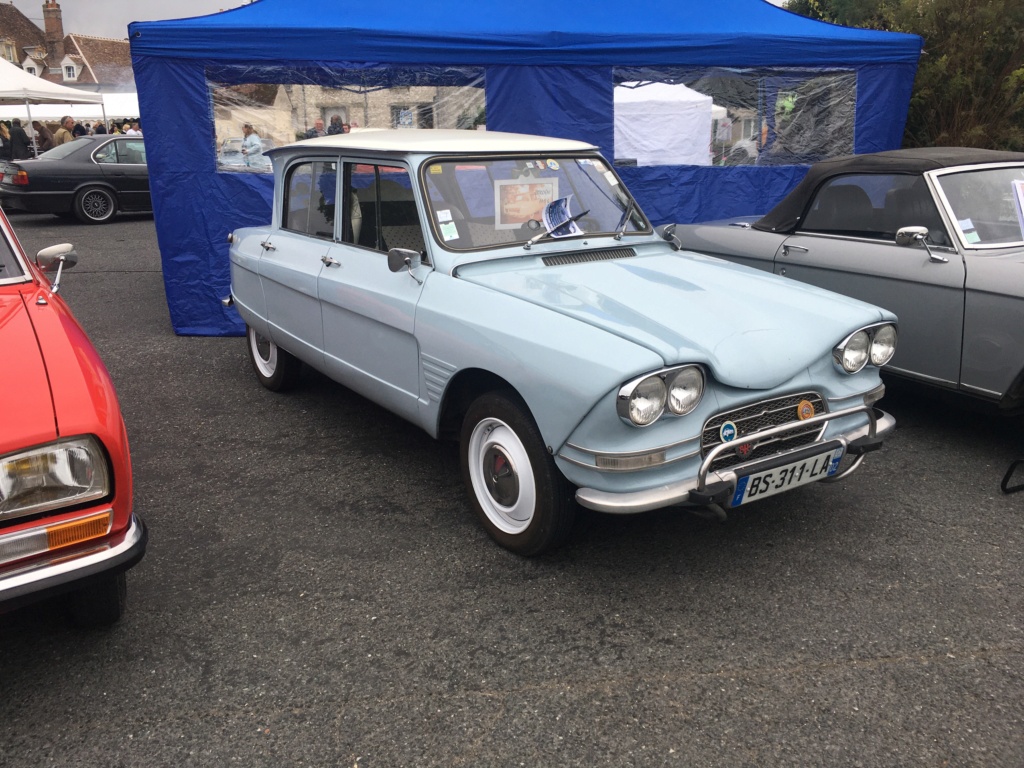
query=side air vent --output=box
[543,247,636,266]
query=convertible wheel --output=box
[73,186,117,224]
[67,572,126,628]
[460,391,575,556]
[247,324,301,391]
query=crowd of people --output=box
[0,116,143,160]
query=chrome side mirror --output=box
[387,247,423,284]
[35,243,78,293]
[896,226,947,263]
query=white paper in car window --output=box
[440,221,459,241]
[437,209,452,223]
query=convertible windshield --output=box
[421,155,649,251]
[934,165,1024,247]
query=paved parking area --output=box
[2,212,1022,767]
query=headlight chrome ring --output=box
[833,323,898,374]
[618,365,704,427]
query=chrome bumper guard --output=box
[575,406,894,515]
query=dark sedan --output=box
[0,136,150,224]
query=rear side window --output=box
[283,160,337,240]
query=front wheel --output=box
[247,325,302,392]
[460,391,575,556]
[74,186,117,224]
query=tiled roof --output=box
[0,4,45,57]
[68,35,133,87]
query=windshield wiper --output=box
[523,208,590,250]
[615,197,636,241]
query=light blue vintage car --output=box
[226,130,897,555]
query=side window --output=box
[345,164,424,254]
[122,139,146,164]
[94,142,117,164]
[283,160,336,240]
[800,173,948,244]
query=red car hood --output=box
[0,291,58,453]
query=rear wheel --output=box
[67,572,126,628]
[247,325,302,391]
[74,186,117,224]
[460,391,575,556]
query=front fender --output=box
[415,274,662,451]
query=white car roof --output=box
[276,129,597,155]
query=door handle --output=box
[260,240,275,251]
[321,255,340,267]
[782,244,809,256]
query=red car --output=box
[0,209,146,626]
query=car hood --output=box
[457,251,889,390]
[0,292,58,453]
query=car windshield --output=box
[421,155,649,251]
[0,228,25,282]
[934,165,1024,247]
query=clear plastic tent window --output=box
[209,66,487,173]
[612,68,857,168]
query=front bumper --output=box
[575,406,894,514]
[0,513,147,612]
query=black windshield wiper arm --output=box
[523,208,590,250]
[615,197,636,241]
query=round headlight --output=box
[628,375,667,426]
[870,324,897,366]
[666,367,703,415]
[839,330,870,373]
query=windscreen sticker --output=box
[603,170,619,186]
[436,209,453,223]
[959,217,981,243]
[439,221,460,241]
[429,165,443,174]
[545,159,560,171]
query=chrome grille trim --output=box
[701,391,827,472]
[543,247,636,266]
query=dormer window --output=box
[64,65,76,80]
[25,66,36,76]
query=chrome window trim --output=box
[927,163,1024,251]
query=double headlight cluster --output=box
[617,365,704,427]
[833,323,898,374]
[0,436,110,521]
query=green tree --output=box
[785,0,1024,150]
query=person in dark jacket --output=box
[32,121,55,152]
[9,119,32,160]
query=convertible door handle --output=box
[260,240,275,251]
[321,255,340,267]
[782,244,809,256]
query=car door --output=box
[318,161,428,421]
[256,158,338,367]
[95,138,149,210]
[773,173,966,388]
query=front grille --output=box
[543,247,636,266]
[702,392,827,472]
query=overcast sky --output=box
[7,0,246,40]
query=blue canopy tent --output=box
[129,0,922,335]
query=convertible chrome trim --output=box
[575,406,894,514]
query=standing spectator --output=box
[94,121,107,135]
[0,122,11,161]
[125,122,142,136]
[54,116,75,146]
[305,118,326,138]
[327,115,344,135]
[240,123,263,167]
[109,121,121,134]
[32,121,55,152]
[72,121,88,137]
[9,119,32,159]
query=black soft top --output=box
[753,147,1024,233]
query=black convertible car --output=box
[0,135,150,224]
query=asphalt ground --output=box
[1,211,1022,767]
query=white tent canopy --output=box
[614,81,715,166]
[0,92,139,123]
[0,57,104,105]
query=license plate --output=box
[730,447,843,506]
